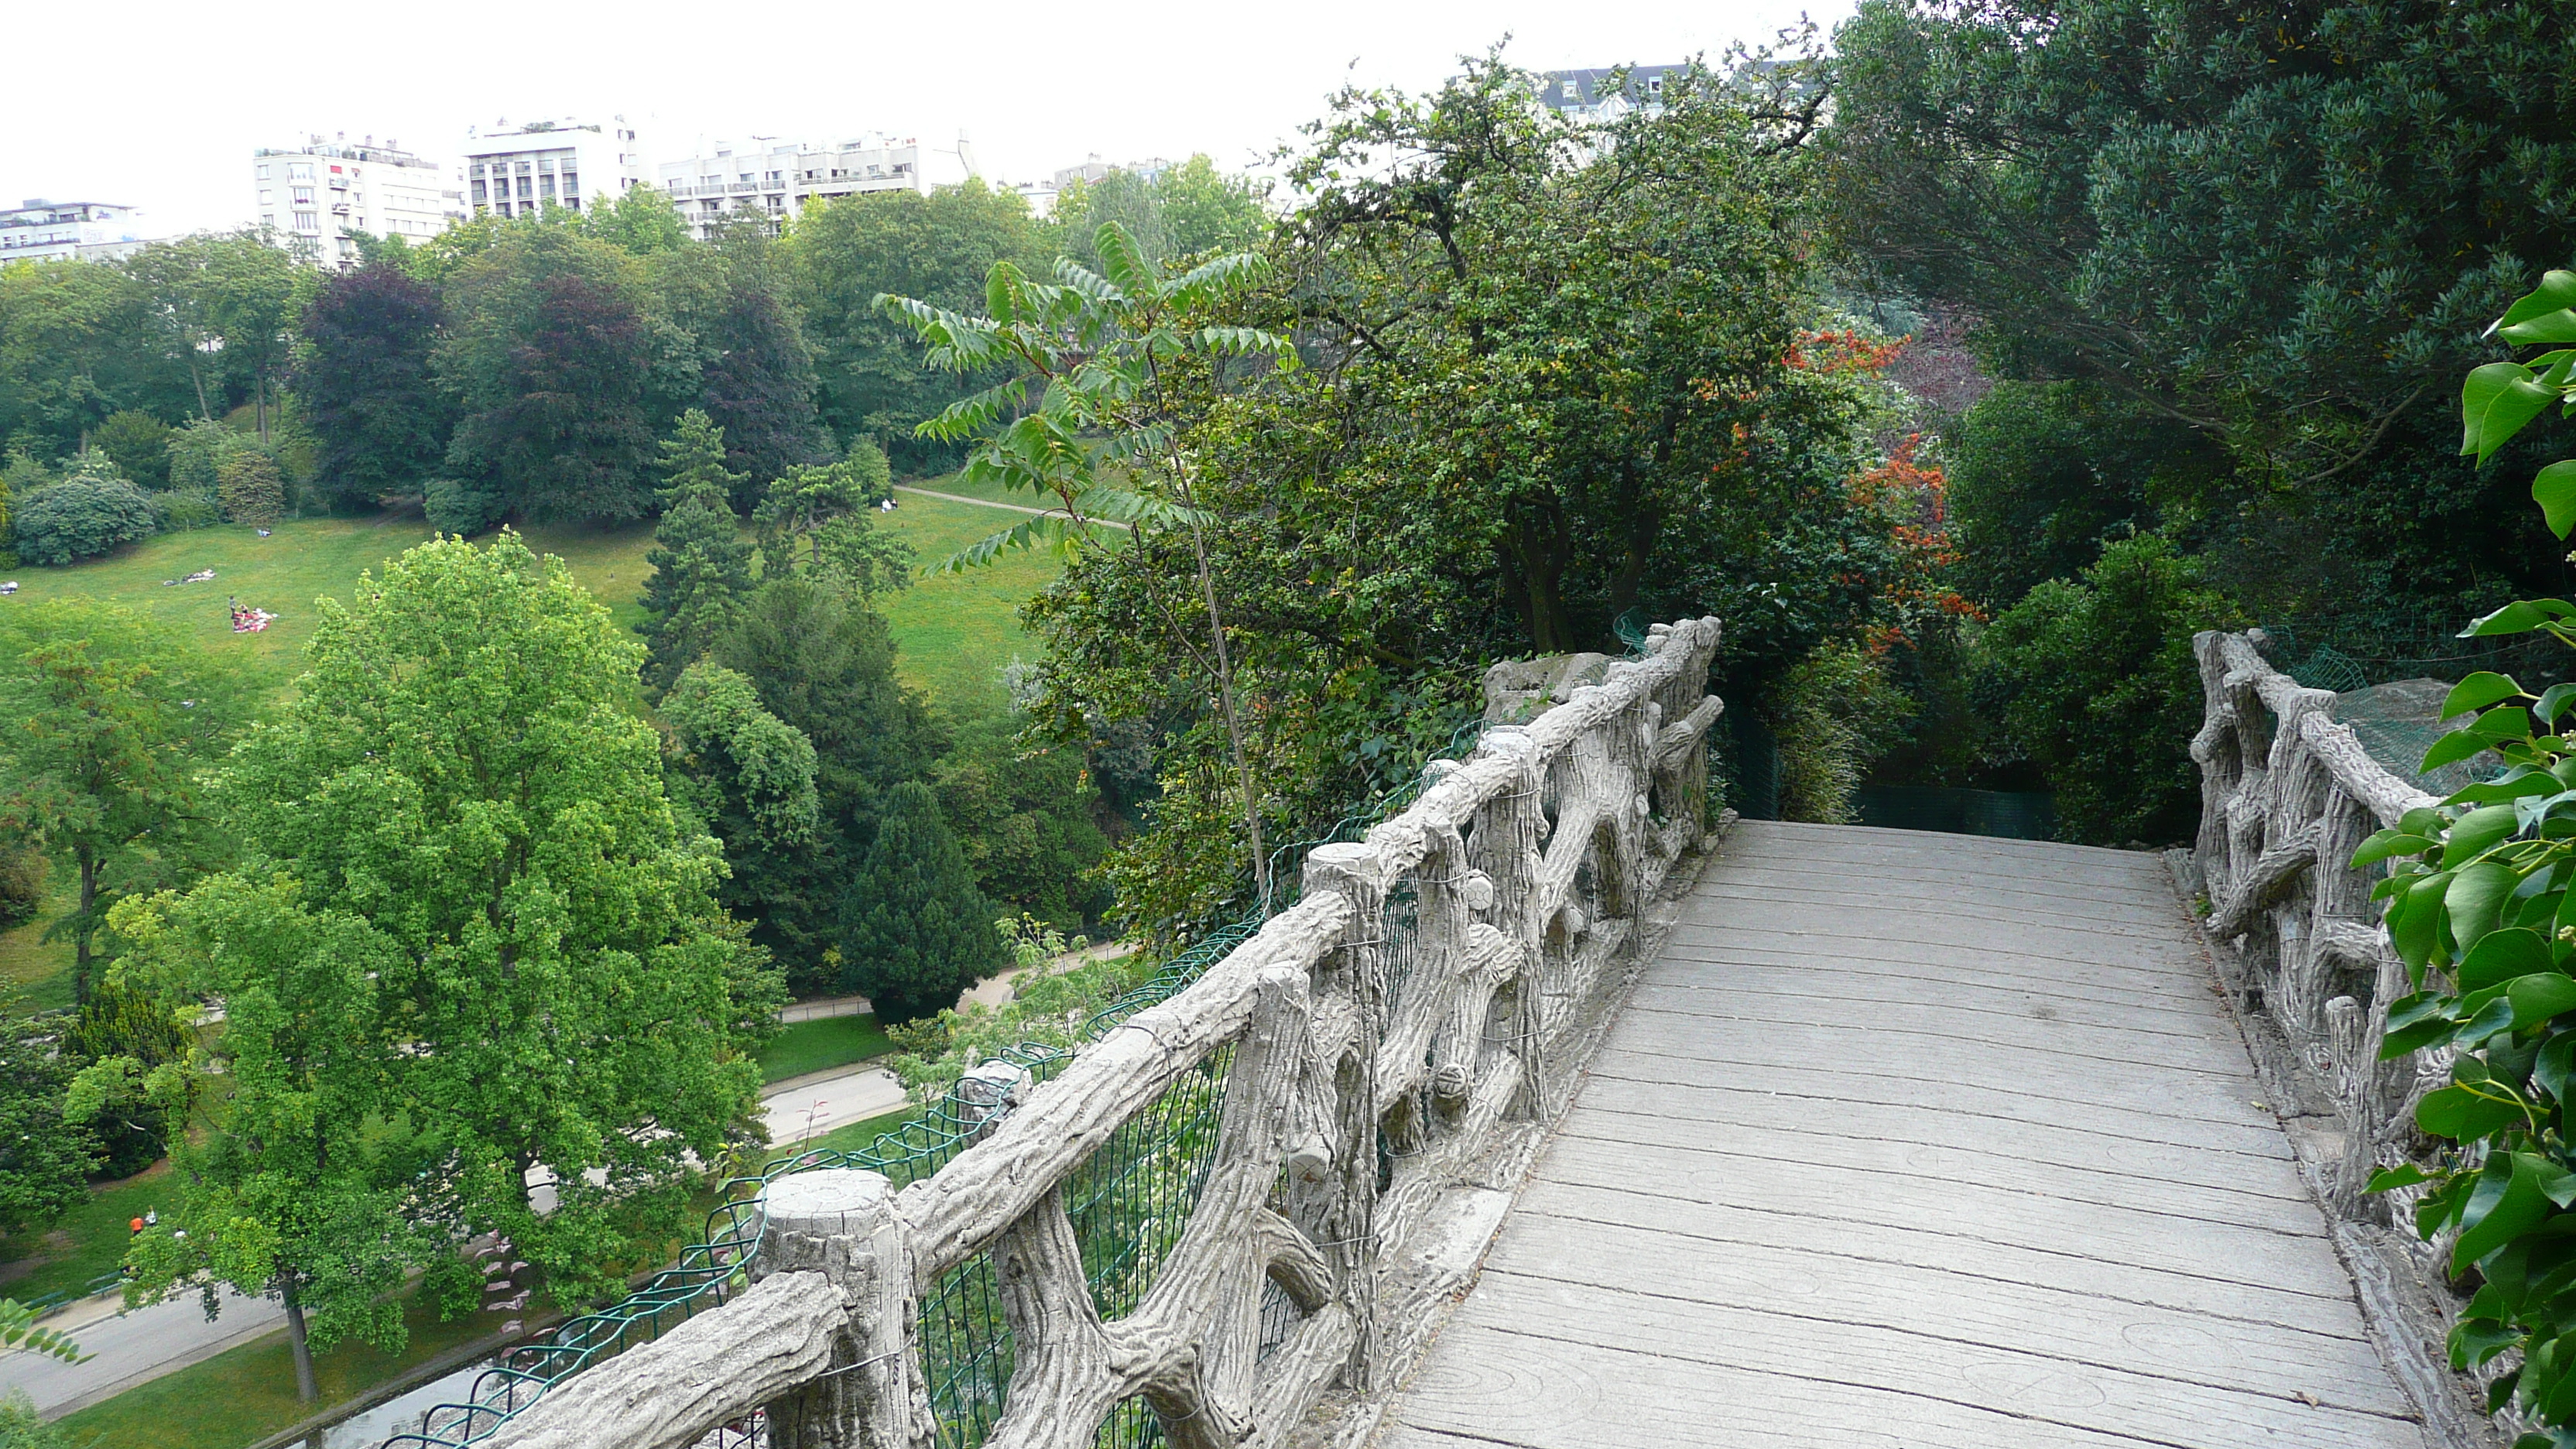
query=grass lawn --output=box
[787,1105,920,1160]
[0,512,440,695]
[2,490,1051,714]
[0,881,74,1012]
[755,1015,895,1084]
[49,1281,500,1449]
[0,1162,170,1305]
[872,491,1057,711]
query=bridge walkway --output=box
[1376,820,2428,1449]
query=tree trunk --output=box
[73,851,97,1005]
[284,1292,319,1403]
[257,375,270,445]
[188,361,211,422]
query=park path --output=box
[1374,820,2427,1449]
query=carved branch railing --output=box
[471,615,1726,1449]
[2190,629,2441,1216]
[2188,629,2503,1443]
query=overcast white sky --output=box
[9,0,1852,238]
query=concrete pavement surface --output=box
[1,1283,282,1415]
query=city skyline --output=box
[5,0,1847,240]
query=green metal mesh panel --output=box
[385,717,1492,1449]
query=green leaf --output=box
[2466,361,2543,460]
[2510,971,2576,1028]
[2424,728,2497,772]
[2367,1164,2434,1193]
[2389,870,2452,973]
[2448,672,2526,718]
[2501,310,2576,346]
[2537,461,2576,540]
[2352,831,2437,867]
[2540,1034,2576,1103]
[2457,1155,2564,1271]
[2459,992,2519,1045]
[2460,928,2558,990]
[2443,803,2523,868]
[2497,271,2576,332]
[2466,601,2576,638]
[2451,860,2525,948]
[2418,1082,2530,1141]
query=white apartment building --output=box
[0,200,156,265]
[461,116,647,221]
[655,134,970,241]
[253,135,462,266]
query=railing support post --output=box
[756,1169,930,1449]
[1301,841,1386,1393]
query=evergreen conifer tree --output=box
[838,780,1002,1022]
[638,411,754,694]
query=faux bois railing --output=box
[2187,628,2498,1440]
[416,615,1725,1449]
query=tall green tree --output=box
[660,661,822,950]
[789,182,1045,470]
[838,779,1002,1021]
[638,411,754,694]
[125,233,302,440]
[437,228,662,522]
[0,1014,97,1238]
[0,259,190,457]
[295,261,453,509]
[653,233,828,500]
[0,600,245,1000]
[711,575,937,987]
[1047,155,1271,270]
[110,878,429,1403]
[1827,0,2576,621]
[183,533,770,1309]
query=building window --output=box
[255,163,272,180]
[701,174,720,188]
[289,163,315,180]
[258,190,272,204]
[540,175,556,195]
[294,211,320,232]
[292,187,314,204]
[565,197,581,211]
[262,214,276,228]
[1561,80,1578,99]
[562,173,577,194]
[517,178,533,198]
[471,180,487,200]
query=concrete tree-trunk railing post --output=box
[2186,629,2505,1443]
[1299,840,1387,1394]
[457,615,1730,1449]
[755,1169,930,1449]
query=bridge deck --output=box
[1378,820,2427,1449]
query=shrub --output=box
[1765,641,1916,824]
[0,849,43,928]
[1979,533,2242,844]
[216,450,286,526]
[93,410,173,489]
[154,490,221,531]
[12,473,158,566]
[164,419,242,493]
[423,476,508,536]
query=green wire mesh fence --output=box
[382,714,1486,1449]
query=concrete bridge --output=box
[396,619,2482,1449]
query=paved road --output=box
[1379,821,2427,1449]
